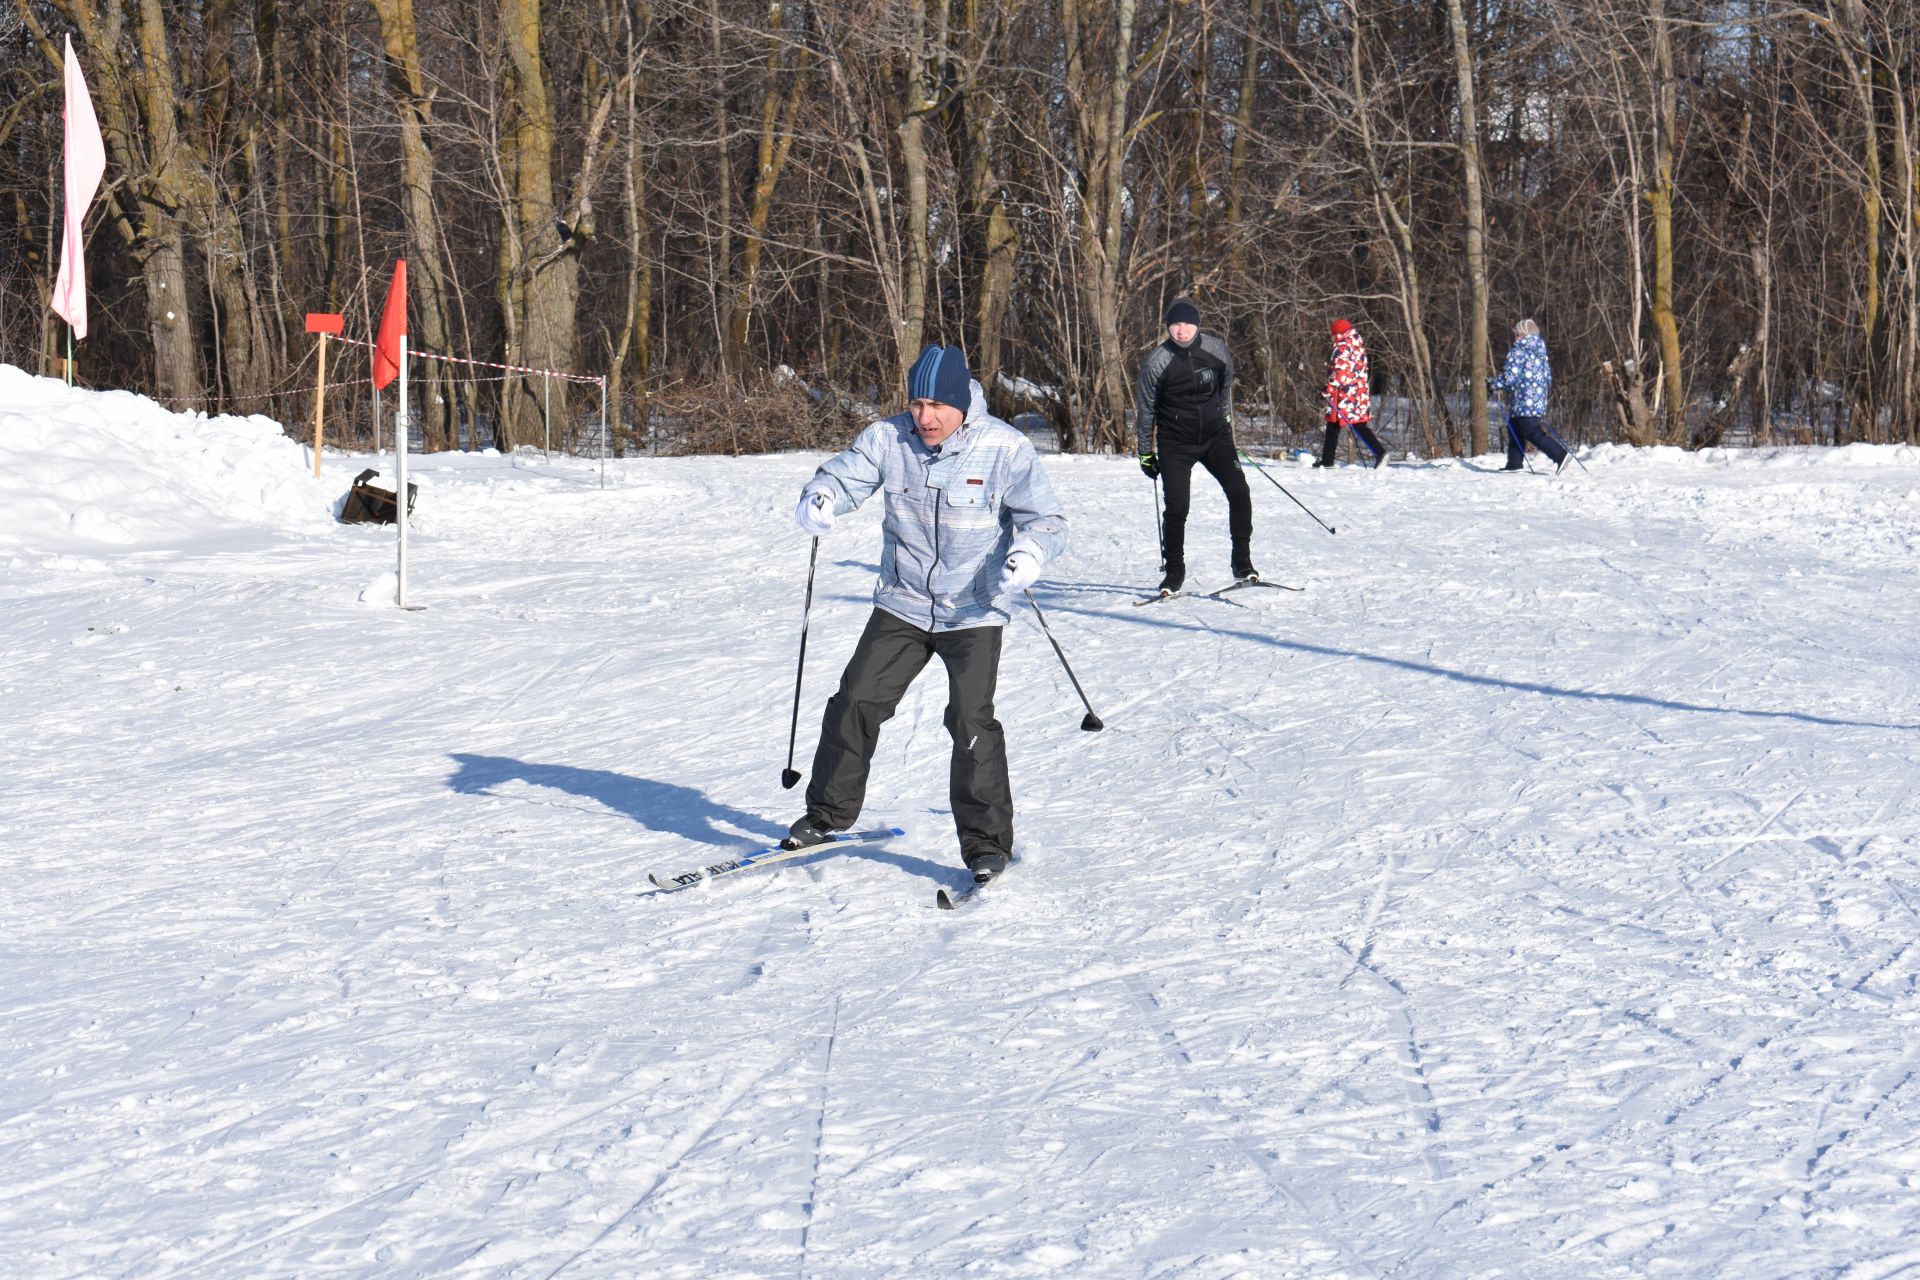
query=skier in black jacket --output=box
[1135,297,1255,594]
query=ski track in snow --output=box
[3,378,1919,1277]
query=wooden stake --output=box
[304,313,343,474]
[312,329,328,477]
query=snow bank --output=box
[0,364,335,557]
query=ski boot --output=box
[782,814,837,851]
[963,848,1011,884]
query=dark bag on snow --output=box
[339,468,418,525]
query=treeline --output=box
[2,0,1916,454]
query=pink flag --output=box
[52,35,107,340]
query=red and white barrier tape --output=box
[327,334,604,385]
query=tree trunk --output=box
[1648,0,1686,444]
[499,0,580,449]
[1444,0,1490,457]
[610,13,651,454]
[951,8,1016,397]
[370,0,458,448]
[1351,0,1441,455]
[726,0,808,378]
[1603,358,1656,442]
[1224,0,1263,365]
[1062,0,1150,453]
[28,0,205,403]
[894,0,947,374]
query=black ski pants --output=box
[1503,415,1567,469]
[1159,428,1253,575]
[805,608,1012,858]
[1318,420,1386,467]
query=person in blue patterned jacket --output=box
[785,344,1069,882]
[1489,318,1570,473]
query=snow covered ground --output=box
[3,365,1919,1278]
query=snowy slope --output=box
[2,367,1918,1278]
[0,365,335,559]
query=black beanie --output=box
[1165,298,1201,327]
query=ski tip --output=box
[936,888,957,910]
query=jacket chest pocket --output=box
[943,480,992,509]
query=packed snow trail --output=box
[3,370,1919,1277]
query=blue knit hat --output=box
[906,345,972,413]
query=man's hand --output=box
[1138,452,1159,480]
[793,488,836,537]
[998,547,1041,596]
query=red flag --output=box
[53,35,106,339]
[372,259,408,389]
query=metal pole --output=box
[599,376,608,489]
[543,371,551,457]
[1024,591,1104,731]
[781,537,822,787]
[1237,450,1339,535]
[1153,475,1165,572]
[396,334,409,608]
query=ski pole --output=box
[1153,474,1166,572]
[1503,411,1537,474]
[1539,422,1593,474]
[781,537,821,788]
[1238,450,1337,535]
[1024,591,1104,732]
[1319,393,1382,465]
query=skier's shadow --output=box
[447,753,785,847]
[786,845,957,888]
[1047,604,1917,732]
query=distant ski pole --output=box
[1153,475,1166,572]
[1024,590,1104,731]
[1540,422,1593,474]
[1238,450,1337,535]
[1319,393,1383,466]
[1503,413,1537,474]
[781,537,821,788]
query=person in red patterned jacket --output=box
[1316,319,1387,468]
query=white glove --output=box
[794,488,836,537]
[997,545,1042,596]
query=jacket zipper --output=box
[926,497,940,630]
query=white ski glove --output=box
[997,539,1043,596]
[794,487,836,537]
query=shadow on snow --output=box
[1031,591,1918,734]
[446,752,787,846]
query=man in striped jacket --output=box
[786,345,1069,883]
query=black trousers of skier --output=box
[1318,420,1386,467]
[805,608,1012,859]
[1160,428,1254,577]
[1503,415,1567,470]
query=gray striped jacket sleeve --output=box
[1135,345,1171,455]
[1202,333,1235,417]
